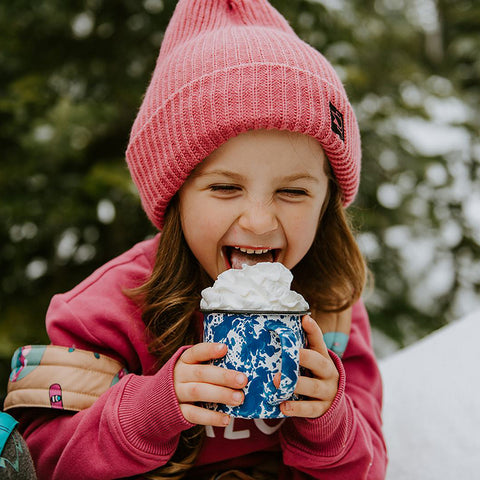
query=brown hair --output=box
[292,178,366,315]
[131,178,365,479]
[129,195,211,480]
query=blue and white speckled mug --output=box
[203,310,307,418]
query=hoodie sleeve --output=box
[15,239,196,480]
[18,348,193,480]
[279,300,387,479]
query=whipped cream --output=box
[200,262,309,312]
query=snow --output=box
[396,116,470,157]
[379,309,480,479]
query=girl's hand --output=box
[174,342,248,427]
[279,314,344,418]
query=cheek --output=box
[284,206,322,264]
[180,202,230,256]
[291,218,318,253]
[291,203,322,234]
[185,204,232,239]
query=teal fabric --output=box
[9,346,47,383]
[0,412,18,456]
[0,412,37,478]
[323,331,349,357]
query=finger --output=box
[181,342,227,364]
[294,375,338,401]
[299,348,338,380]
[180,403,231,427]
[177,382,245,406]
[280,399,331,419]
[273,371,281,389]
[180,363,248,389]
[302,315,329,356]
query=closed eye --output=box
[209,184,242,193]
[278,188,309,197]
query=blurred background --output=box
[1,0,479,404]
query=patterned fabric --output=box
[125,0,361,230]
[4,345,128,412]
[0,412,17,456]
[0,412,37,479]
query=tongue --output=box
[230,249,274,269]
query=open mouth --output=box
[224,246,279,269]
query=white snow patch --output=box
[396,117,470,157]
[380,310,480,479]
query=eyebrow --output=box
[191,170,246,181]
[193,169,320,183]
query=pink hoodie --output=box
[17,236,387,479]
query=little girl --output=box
[5,0,387,478]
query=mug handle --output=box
[265,323,300,405]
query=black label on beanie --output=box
[329,102,345,142]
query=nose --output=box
[237,200,278,235]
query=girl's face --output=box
[178,129,330,280]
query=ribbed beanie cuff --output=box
[126,0,361,230]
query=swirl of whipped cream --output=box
[200,262,309,312]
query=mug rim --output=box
[200,309,310,315]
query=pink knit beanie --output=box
[126,0,361,230]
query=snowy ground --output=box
[379,309,480,479]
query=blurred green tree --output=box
[1,0,479,403]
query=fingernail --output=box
[215,343,225,352]
[222,415,230,425]
[283,402,292,412]
[232,391,243,403]
[236,373,246,385]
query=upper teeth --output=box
[234,247,270,254]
